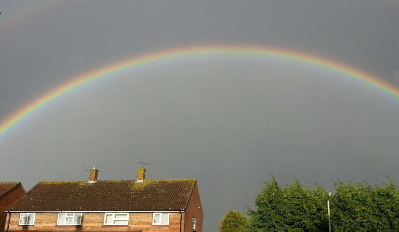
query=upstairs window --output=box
[57,213,82,225]
[19,213,35,225]
[104,213,129,225]
[152,213,169,225]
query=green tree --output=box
[332,181,399,232]
[283,181,328,231]
[249,176,288,231]
[249,177,329,232]
[220,210,249,232]
[248,177,399,231]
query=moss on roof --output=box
[10,179,197,211]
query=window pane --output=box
[74,213,82,225]
[113,220,128,225]
[27,214,34,225]
[58,213,66,224]
[161,213,169,225]
[114,214,128,220]
[19,214,26,225]
[153,214,161,224]
[65,216,73,224]
[19,214,24,223]
[105,214,113,224]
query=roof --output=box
[0,182,21,198]
[9,179,196,212]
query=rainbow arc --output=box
[1,45,399,136]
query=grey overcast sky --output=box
[1,0,399,230]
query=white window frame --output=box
[57,213,82,225]
[19,213,35,226]
[103,213,129,225]
[152,212,169,225]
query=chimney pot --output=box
[88,167,99,183]
[137,167,146,183]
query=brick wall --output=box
[0,185,25,232]
[3,181,204,232]
[183,183,203,232]
[6,212,184,232]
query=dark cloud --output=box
[1,1,399,230]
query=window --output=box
[104,213,129,225]
[19,213,35,225]
[192,218,197,230]
[152,213,169,225]
[57,213,82,225]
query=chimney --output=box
[88,167,99,183]
[136,167,146,183]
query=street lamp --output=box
[327,192,332,232]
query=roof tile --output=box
[9,179,196,211]
[0,182,20,198]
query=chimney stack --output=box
[137,167,146,183]
[88,167,99,183]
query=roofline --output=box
[7,210,185,213]
[37,179,197,184]
[0,182,22,198]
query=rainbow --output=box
[0,0,62,31]
[1,45,399,136]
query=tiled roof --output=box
[0,182,20,198]
[9,179,196,211]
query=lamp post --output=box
[327,192,332,232]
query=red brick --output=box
[6,211,199,232]
[0,183,25,232]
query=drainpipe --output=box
[5,211,11,232]
[179,210,183,232]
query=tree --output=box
[247,177,399,231]
[283,180,328,232]
[220,210,249,232]
[249,177,329,232]
[332,181,399,232]
[249,176,288,231]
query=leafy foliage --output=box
[332,181,399,232]
[249,177,328,232]
[246,177,399,232]
[220,210,250,232]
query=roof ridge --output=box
[38,178,197,184]
[0,182,20,184]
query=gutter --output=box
[8,210,183,213]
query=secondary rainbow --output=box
[0,0,63,31]
[1,45,399,136]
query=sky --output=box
[1,0,399,231]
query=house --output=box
[0,183,25,232]
[5,168,203,232]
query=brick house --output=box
[0,183,25,232]
[5,168,203,232]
